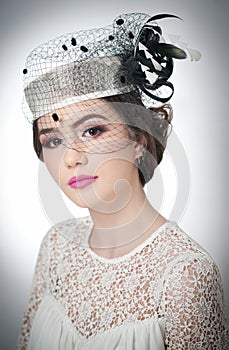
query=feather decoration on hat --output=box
[124,14,200,103]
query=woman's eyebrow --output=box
[38,114,110,136]
[71,114,109,129]
[39,127,59,137]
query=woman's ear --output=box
[134,134,147,160]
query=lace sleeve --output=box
[16,231,51,350]
[163,254,229,349]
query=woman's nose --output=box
[64,147,88,169]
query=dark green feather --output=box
[157,43,187,59]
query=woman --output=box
[17,12,228,349]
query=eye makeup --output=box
[38,112,128,154]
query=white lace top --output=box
[17,217,228,349]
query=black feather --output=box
[146,14,182,23]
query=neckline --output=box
[83,217,177,264]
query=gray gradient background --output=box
[0,0,228,349]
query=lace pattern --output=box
[17,217,229,349]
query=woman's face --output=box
[38,99,141,212]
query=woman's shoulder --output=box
[41,216,92,248]
[160,224,228,350]
[160,221,221,281]
[162,221,213,258]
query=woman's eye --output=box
[43,137,62,148]
[83,126,104,138]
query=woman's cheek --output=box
[43,153,64,186]
[93,158,136,199]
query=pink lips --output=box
[68,175,98,189]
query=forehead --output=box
[37,98,123,129]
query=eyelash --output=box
[43,137,62,149]
[41,125,106,149]
[81,125,106,139]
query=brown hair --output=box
[32,92,172,186]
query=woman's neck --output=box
[88,184,167,258]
